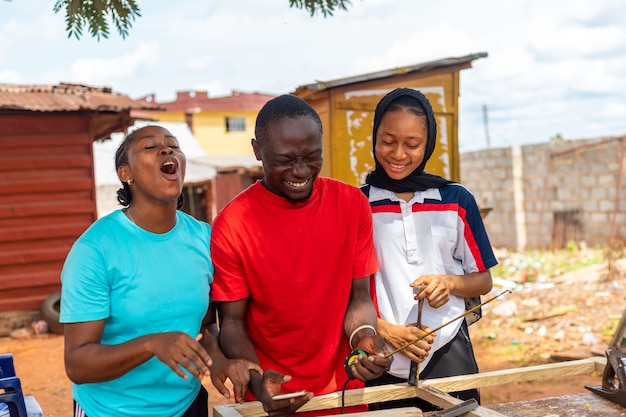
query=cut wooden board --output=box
[421,357,606,393]
[213,357,606,417]
[214,385,503,417]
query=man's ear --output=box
[251,138,262,161]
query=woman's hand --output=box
[411,271,493,308]
[209,357,263,403]
[411,275,451,308]
[146,331,212,380]
[377,320,434,362]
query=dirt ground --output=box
[1,256,624,416]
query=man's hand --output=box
[258,369,313,417]
[347,335,393,381]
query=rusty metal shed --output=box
[292,52,487,186]
[0,83,160,311]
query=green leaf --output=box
[52,0,141,41]
[289,0,352,18]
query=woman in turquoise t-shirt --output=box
[60,125,262,417]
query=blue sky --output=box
[2,0,625,152]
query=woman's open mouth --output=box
[160,158,180,179]
[161,161,177,174]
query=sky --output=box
[2,0,626,152]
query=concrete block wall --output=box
[460,146,517,249]
[460,136,626,250]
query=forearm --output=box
[345,302,378,338]
[376,317,392,340]
[65,334,156,384]
[219,321,264,397]
[446,270,493,297]
[344,279,378,349]
[201,322,227,362]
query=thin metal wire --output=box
[384,289,511,358]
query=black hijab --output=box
[365,88,453,192]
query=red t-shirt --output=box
[211,177,379,399]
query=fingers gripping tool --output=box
[408,285,425,386]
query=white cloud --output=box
[353,23,479,74]
[0,70,22,83]
[67,42,160,86]
[190,81,228,98]
[1,0,625,152]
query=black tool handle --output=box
[407,316,420,385]
[408,360,418,385]
[408,287,425,386]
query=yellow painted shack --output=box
[135,90,275,157]
[292,52,487,186]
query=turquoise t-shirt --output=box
[60,210,213,417]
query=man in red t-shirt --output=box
[211,94,392,416]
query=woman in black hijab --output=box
[363,88,497,411]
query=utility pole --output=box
[482,104,491,149]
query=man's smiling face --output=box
[253,115,323,203]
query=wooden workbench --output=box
[486,393,626,417]
[213,357,615,417]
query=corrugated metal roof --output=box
[0,82,162,112]
[293,52,488,97]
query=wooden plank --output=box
[0,270,62,290]
[0,200,96,219]
[0,133,89,148]
[0,223,88,243]
[0,154,92,172]
[594,357,608,373]
[4,145,91,158]
[213,358,605,417]
[0,114,89,136]
[405,386,503,417]
[0,245,72,267]
[423,357,606,392]
[0,178,93,196]
[0,191,94,206]
[213,406,251,417]
[213,385,505,417]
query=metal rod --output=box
[383,289,511,358]
[408,287,424,385]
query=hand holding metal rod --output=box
[384,289,511,359]
[408,285,425,386]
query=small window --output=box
[225,116,246,132]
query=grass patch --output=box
[492,244,606,283]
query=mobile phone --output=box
[271,390,307,401]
